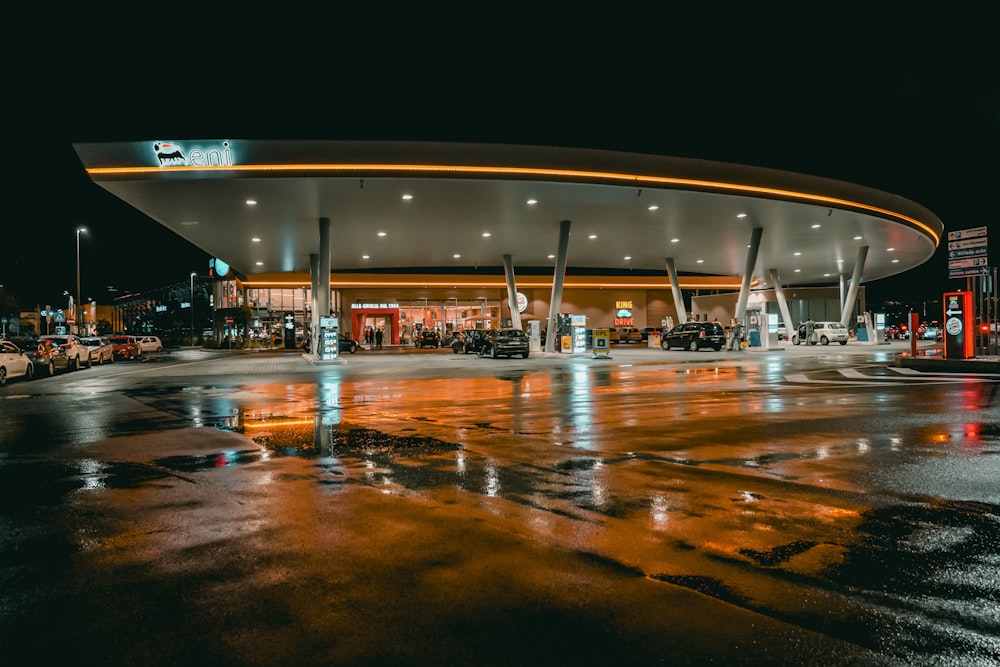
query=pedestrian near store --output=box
[375,328,384,350]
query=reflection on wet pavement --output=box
[2,354,998,665]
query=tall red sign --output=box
[943,291,974,359]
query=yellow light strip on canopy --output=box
[240,277,751,290]
[87,162,941,245]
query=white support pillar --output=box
[839,273,847,312]
[665,257,686,325]
[310,253,319,354]
[545,220,571,353]
[840,245,868,328]
[768,268,795,340]
[316,218,332,355]
[502,254,523,331]
[734,226,764,320]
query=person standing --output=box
[375,327,384,350]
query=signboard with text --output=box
[948,227,988,279]
[943,291,974,359]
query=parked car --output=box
[81,336,115,365]
[108,335,141,360]
[640,327,663,342]
[0,339,35,384]
[440,331,462,348]
[10,337,72,377]
[792,321,849,346]
[609,328,621,344]
[661,322,726,351]
[453,329,490,354]
[339,333,360,354]
[39,334,91,369]
[414,330,441,348]
[618,327,643,344]
[777,325,788,341]
[135,335,163,354]
[480,328,530,359]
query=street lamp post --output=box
[190,272,197,347]
[75,226,87,334]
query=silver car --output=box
[81,336,115,365]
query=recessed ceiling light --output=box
[402,194,413,201]
[648,205,659,211]
[891,259,899,263]
[823,273,832,277]
[737,213,747,218]
[526,198,538,205]
[811,224,821,229]
[696,259,704,264]
[670,238,679,243]
[793,251,801,256]
[588,234,597,239]
[378,231,387,237]
[453,253,461,259]
[794,268,801,272]
[362,255,370,260]
[180,220,199,226]
[854,235,863,240]
[624,256,631,261]
[251,237,261,243]
[886,247,895,252]
[548,254,555,259]
[246,199,257,206]
[482,232,491,238]
[255,261,263,266]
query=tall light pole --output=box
[75,226,87,334]
[190,272,197,346]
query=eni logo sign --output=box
[153,141,234,167]
[614,300,634,327]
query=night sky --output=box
[7,22,997,313]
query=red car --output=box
[108,335,140,360]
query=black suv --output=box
[414,330,441,348]
[452,329,489,354]
[661,322,725,351]
[480,328,530,359]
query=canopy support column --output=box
[502,254,522,331]
[734,226,763,320]
[665,257,686,325]
[840,245,868,328]
[544,220,571,353]
[768,268,795,340]
[309,253,319,354]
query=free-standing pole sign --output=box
[943,291,974,359]
[592,328,611,358]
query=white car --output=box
[0,339,35,384]
[135,335,163,354]
[792,321,849,346]
[39,334,93,369]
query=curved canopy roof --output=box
[74,140,943,288]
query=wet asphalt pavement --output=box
[1,342,999,666]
